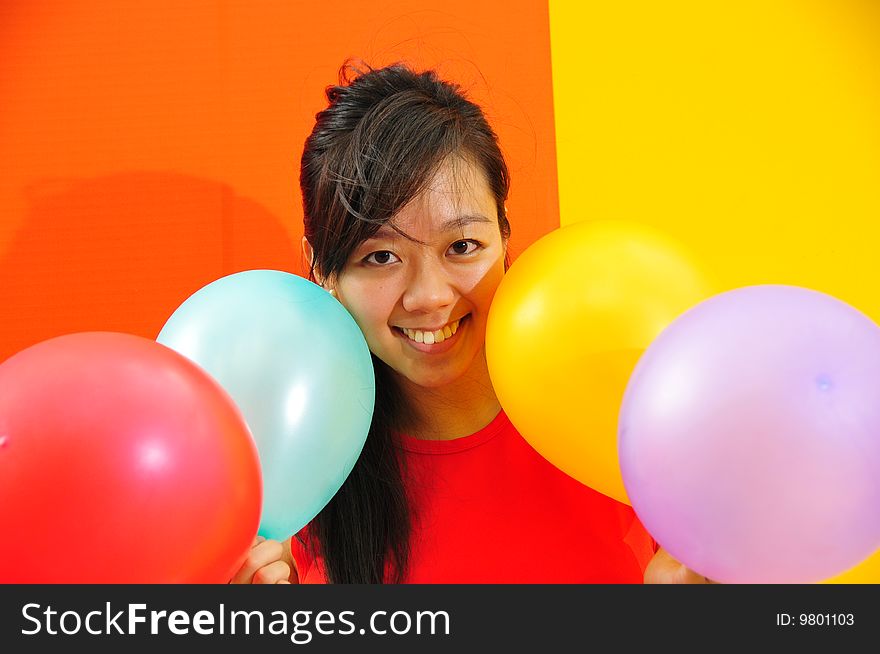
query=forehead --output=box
[373,157,497,239]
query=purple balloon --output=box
[619,285,880,583]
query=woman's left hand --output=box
[644,547,717,584]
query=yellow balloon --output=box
[487,220,716,504]
[823,549,880,584]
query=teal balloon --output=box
[157,270,374,540]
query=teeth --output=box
[401,319,461,345]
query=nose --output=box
[401,257,456,314]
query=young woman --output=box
[231,62,710,585]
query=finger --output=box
[643,547,681,584]
[229,539,284,584]
[253,560,292,585]
[678,565,713,584]
[282,538,300,584]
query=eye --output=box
[363,250,400,266]
[448,239,482,256]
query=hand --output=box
[229,536,297,584]
[644,547,717,584]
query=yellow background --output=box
[550,0,880,321]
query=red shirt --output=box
[291,410,656,583]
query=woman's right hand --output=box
[228,536,299,584]
[644,547,716,584]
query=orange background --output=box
[0,1,559,363]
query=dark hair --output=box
[300,61,511,583]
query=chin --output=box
[404,372,459,390]
[401,364,469,390]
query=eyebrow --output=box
[369,214,495,240]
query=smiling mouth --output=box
[394,315,468,345]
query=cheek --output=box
[465,258,506,306]
[338,282,396,341]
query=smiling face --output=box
[330,156,507,391]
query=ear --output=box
[301,236,336,294]
[301,236,315,275]
[500,205,510,262]
[302,236,326,287]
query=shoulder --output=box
[502,414,658,570]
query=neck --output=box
[398,347,502,441]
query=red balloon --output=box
[0,332,261,582]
